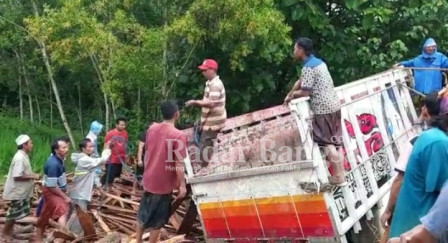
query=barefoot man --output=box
[2,135,39,240]
[36,137,71,242]
[135,100,187,243]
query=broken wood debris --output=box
[0,174,203,242]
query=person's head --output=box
[294,37,314,61]
[16,134,33,153]
[79,138,94,156]
[160,100,180,121]
[115,117,127,131]
[60,136,71,146]
[51,137,69,159]
[198,59,218,81]
[423,38,437,55]
[421,92,440,120]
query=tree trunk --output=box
[77,82,84,135]
[161,3,168,98]
[137,86,141,127]
[89,54,110,131]
[23,65,34,123]
[50,80,53,130]
[111,100,117,121]
[104,93,109,131]
[18,75,23,120]
[32,1,76,149]
[35,95,42,125]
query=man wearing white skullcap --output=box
[2,134,40,240]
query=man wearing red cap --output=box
[186,59,227,167]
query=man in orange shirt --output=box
[101,117,128,188]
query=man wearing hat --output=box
[2,135,39,240]
[186,59,227,168]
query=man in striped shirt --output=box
[186,59,227,167]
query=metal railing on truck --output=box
[183,69,420,242]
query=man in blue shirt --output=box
[388,115,448,239]
[394,38,448,95]
[36,137,71,242]
[388,182,448,243]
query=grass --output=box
[0,115,81,178]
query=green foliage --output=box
[3,0,448,175]
[0,114,79,176]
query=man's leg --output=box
[149,229,161,243]
[2,220,14,240]
[101,164,110,188]
[135,224,144,243]
[326,144,347,186]
[35,218,48,242]
[199,131,218,167]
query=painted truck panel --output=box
[184,69,420,242]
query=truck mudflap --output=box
[184,69,420,242]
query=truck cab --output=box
[182,69,420,242]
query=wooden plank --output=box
[104,193,139,206]
[176,199,198,235]
[91,210,111,233]
[106,219,134,235]
[100,213,136,225]
[89,203,136,214]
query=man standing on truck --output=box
[284,37,346,186]
[101,117,128,188]
[393,38,448,107]
[381,92,440,230]
[186,59,227,167]
[135,100,187,243]
[387,95,448,240]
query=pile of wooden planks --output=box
[0,174,204,242]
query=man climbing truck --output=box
[176,68,420,242]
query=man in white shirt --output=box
[381,92,441,230]
[2,135,39,240]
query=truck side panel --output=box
[185,69,419,242]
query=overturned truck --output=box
[181,69,420,242]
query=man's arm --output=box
[399,58,416,68]
[173,134,188,200]
[380,173,404,228]
[175,159,187,200]
[186,82,224,109]
[137,141,145,165]
[14,174,39,181]
[440,54,448,69]
[48,187,70,201]
[10,159,39,181]
[103,131,111,150]
[287,80,301,97]
[425,141,448,193]
[44,167,70,202]
[290,89,311,99]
